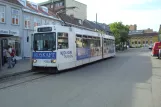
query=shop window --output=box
[0,5,5,23]
[57,32,68,49]
[11,8,20,25]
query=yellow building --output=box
[129,30,158,47]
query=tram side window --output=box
[57,32,68,49]
[95,37,100,47]
[76,34,83,48]
[83,35,90,48]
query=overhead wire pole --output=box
[96,13,97,31]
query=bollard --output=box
[159,49,161,59]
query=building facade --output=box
[0,0,23,64]
[21,1,62,58]
[129,24,137,31]
[0,0,62,63]
[144,28,153,33]
[129,30,158,47]
[39,0,87,20]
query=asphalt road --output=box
[0,48,154,107]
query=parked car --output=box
[152,42,161,56]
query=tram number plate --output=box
[44,60,50,63]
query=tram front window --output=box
[33,33,56,51]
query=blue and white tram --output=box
[32,25,115,72]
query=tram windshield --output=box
[33,33,56,51]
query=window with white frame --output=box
[45,20,49,25]
[34,17,41,27]
[42,19,45,25]
[11,8,20,25]
[0,5,5,23]
[24,15,30,29]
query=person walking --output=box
[10,46,16,64]
[6,45,15,68]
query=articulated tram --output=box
[32,25,115,72]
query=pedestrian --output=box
[10,46,16,64]
[6,45,15,68]
[2,47,7,66]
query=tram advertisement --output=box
[33,52,56,59]
[76,48,90,60]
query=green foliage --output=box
[109,22,129,45]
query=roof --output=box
[25,1,57,18]
[58,13,83,26]
[83,20,95,30]
[129,32,158,37]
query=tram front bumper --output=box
[32,59,57,67]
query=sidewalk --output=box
[151,57,161,107]
[0,59,32,79]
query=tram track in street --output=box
[0,71,51,90]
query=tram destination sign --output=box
[37,27,52,32]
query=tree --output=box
[109,22,129,50]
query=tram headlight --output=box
[33,59,37,63]
[51,59,56,63]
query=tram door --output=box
[1,39,8,66]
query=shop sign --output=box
[0,29,19,36]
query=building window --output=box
[55,1,64,7]
[135,41,137,44]
[146,41,148,44]
[132,42,134,44]
[0,5,5,23]
[24,15,30,29]
[42,19,45,25]
[138,41,140,44]
[143,41,145,44]
[11,8,20,25]
[34,18,41,27]
[51,5,53,8]
[150,40,152,44]
[57,32,68,49]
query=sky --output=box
[29,0,161,31]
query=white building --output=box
[0,0,23,64]
[0,0,62,63]
[39,0,87,20]
[19,0,62,58]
